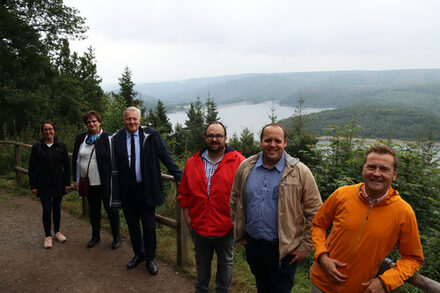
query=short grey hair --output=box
[123,106,141,119]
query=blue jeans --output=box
[190,230,234,293]
[245,238,298,293]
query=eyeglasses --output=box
[206,134,225,140]
[86,120,98,125]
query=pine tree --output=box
[154,100,172,134]
[170,123,188,157]
[239,128,260,157]
[147,100,173,144]
[268,98,278,123]
[291,97,307,136]
[102,93,125,132]
[146,108,156,127]
[228,128,259,158]
[205,95,219,126]
[77,47,105,112]
[185,97,205,153]
[286,97,317,163]
[55,39,76,77]
[228,133,241,151]
[118,66,137,107]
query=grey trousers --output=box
[311,282,325,293]
[190,229,234,293]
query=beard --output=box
[207,143,225,154]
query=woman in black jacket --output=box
[28,121,71,249]
[72,110,120,249]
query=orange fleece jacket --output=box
[310,184,424,293]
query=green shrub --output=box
[0,147,14,176]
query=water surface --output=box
[168,102,329,138]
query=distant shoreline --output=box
[318,136,440,146]
[168,100,278,113]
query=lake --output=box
[168,101,330,138]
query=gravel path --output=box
[0,188,194,293]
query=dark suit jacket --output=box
[72,131,112,198]
[110,126,182,208]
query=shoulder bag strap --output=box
[85,145,96,177]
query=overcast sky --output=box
[65,0,440,84]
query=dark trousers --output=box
[122,183,156,261]
[245,238,299,293]
[88,186,120,238]
[40,196,62,237]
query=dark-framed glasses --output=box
[86,120,98,125]
[206,134,225,140]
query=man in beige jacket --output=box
[230,123,322,293]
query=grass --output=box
[0,176,425,293]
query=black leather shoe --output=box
[87,236,100,248]
[111,236,121,249]
[145,260,158,275]
[127,256,142,269]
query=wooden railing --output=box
[0,140,188,267]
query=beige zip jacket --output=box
[230,152,322,260]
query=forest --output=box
[279,104,440,141]
[1,1,439,291]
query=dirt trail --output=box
[0,188,194,293]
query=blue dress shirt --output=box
[245,152,285,241]
[126,129,142,183]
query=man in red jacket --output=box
[178,121,245,293]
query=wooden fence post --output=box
[82,196,89,216]
[176,183,188,267]
[14,143,22,185]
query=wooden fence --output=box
[1,140,440,291]
[0,140,188,267]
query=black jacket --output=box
[110,126,182,208]
[28,138,71,197]
[72,131,112,198]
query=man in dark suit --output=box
[110,106,182,275]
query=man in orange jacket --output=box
[310,145,424,293]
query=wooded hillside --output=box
[280,105,440,141]
[125,69,440,107]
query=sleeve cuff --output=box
[317,251,329,264]
[177,198,189,208]
[377,276,389,293]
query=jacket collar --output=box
[357,183,399,206]
[246,152,300,179]
[248,152,299,168]
[39,137,60,145]
[284,152,300,168]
